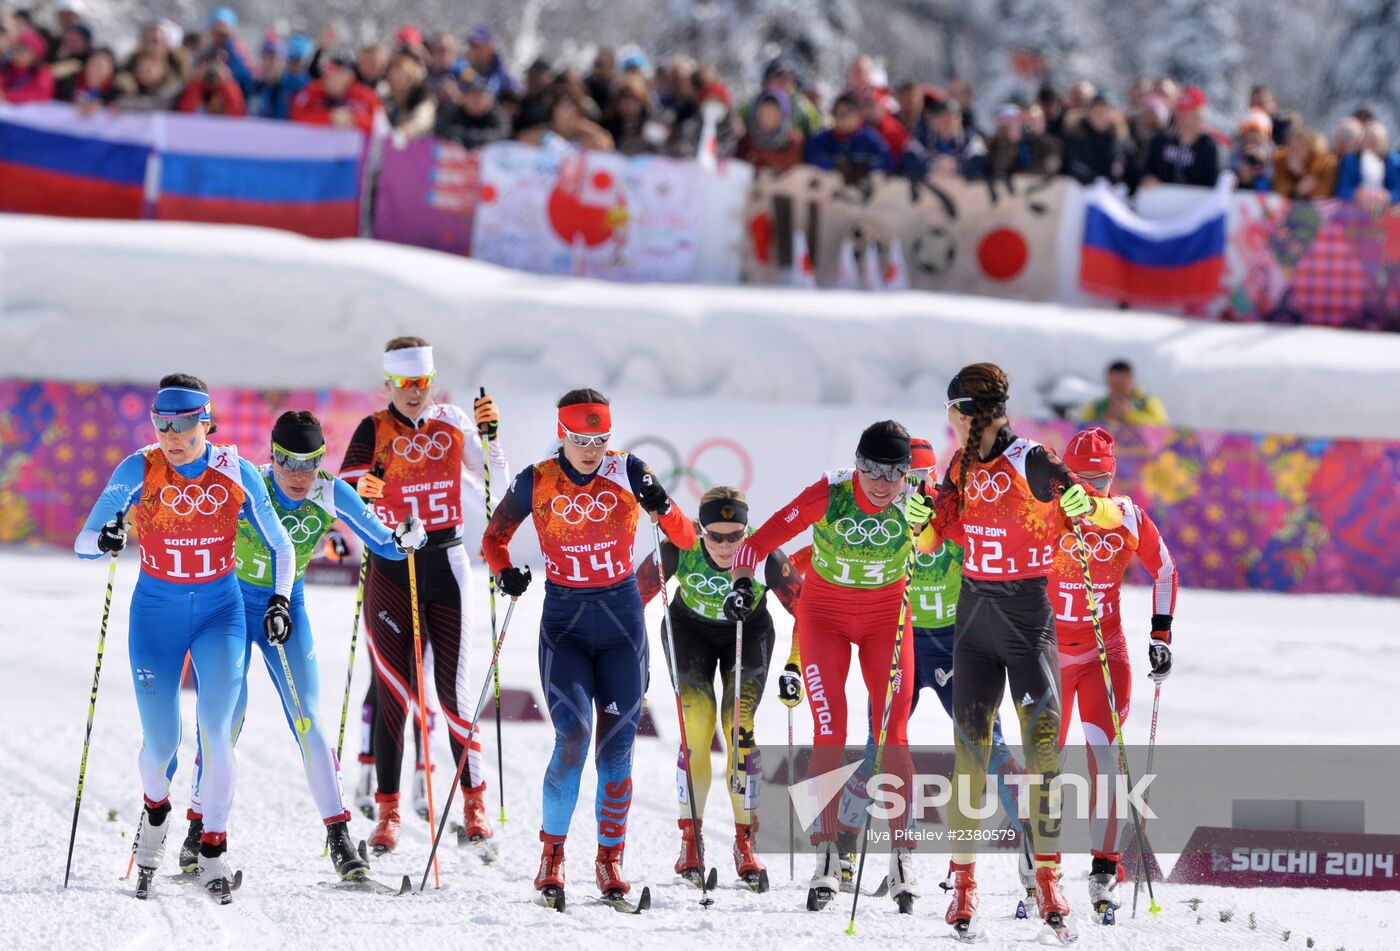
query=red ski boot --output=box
[462,786,494,841]
[733,823,769,892]
[675,818,704,886]
[595,843,631,897]
[535,833,566,911]
[1035,862,1077,941]
[367,793,401,855]
[944,861,980,939]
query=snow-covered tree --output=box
[1141,0,1244,113]
[1325,0,1400,129]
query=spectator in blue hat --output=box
[247,33,309,119]
[465,24,516,96]
[204,6,253,96]
[435,67,512,148]
[738,56,821,140]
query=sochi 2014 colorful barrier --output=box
[2,380,1396,597]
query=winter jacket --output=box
[1140,130,1220,187]
[290,79,381,134]
[1271,151,1337,200]
[175,76,246,117]
[1333,151,1400,202]
[1,62,55,103]
[248,71,310,120]
[803,125,894,175]
[736,128,804,173]
[435,105,512,149]
[1063,115,1131,184]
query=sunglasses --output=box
[150,411,204,434]
[560,424,610,448]
[702,527,747,544]
[945,397,974,413]
[855,456,910,483]
[1081,473,1113,493]
[386,372,435,390]
[272,442,327,473]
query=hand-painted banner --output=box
[470,141,709,282]
[371,136,480,255]
[4,380,1396,597]
[743,169,1067,298]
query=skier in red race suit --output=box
[729,420,924,913]
[1050,426,1177,918]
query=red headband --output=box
[557,402,611,437]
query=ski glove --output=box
[474,390,499,440]
[635,470,671,516]
[496,565,532,598]
[393,516,427,554]
[1148,638,1172,684]
[1059,483,1094,518]
[356,473,385,501]
[722,576,755,621]
[97,513,127,554]
[903,491,933,527]
[323,530,349,561]
[264,595,292,645]
[778,663,803,707]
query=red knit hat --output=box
[1064,427,1116,475]
[910,437,937,473]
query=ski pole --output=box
[478,387,506,826]
[420,597,518,892]
[729,619,744,795]
[1132,683,1162,916]
[334,547,370,765]
[845,527,917,934]
[1067,514,1160,917]
[66,517,122,888]
[653,518,714,908]
[787,706,795,882]
[407,551,442,889]
[276,643,313,738]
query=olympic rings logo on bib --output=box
[966,470,1012,503]
[281,510,323,543]
[683,573,730,596]
[392,431,453,463]
[551,491,619,524]
[159,483,229,516]
[832,516,904,545]
[1062,531,1125,562]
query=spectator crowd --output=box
[3,2,1400,202]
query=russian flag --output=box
[1079,176,1231,306]
[0,104,151,219]
[154,114,365,239]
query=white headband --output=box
[383,346,434,378]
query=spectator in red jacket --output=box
[175,55,245,116]
[862,87,909,162]
[1,30,55,103]
[290,53,381,134]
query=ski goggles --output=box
[702,526,747,544]
[1079,473,1113,493]
[560,423,610,448]
[150,410,205,434]
[855,453,909,483]
[386,371,436,390]
[272,442,327,473]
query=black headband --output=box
[946,373,1007,417]
[270,419,325,456]
[855,426,911,465]
[698,497,748,526]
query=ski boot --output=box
[1014,847,1037,918]
[535,833,566,911]
[888,846,919,914]
[353,757,375,821]
[837,827,858,893]
[675,818,705,887]
[733,823,768,892]
[806,839,840,911]
[412,766,431,822]
[132,797,172,899]
[595,842,631,898]
[368,792,401,855]
[326,813,371,880]
[461,786,494,842]
[944,860,980,939]
[178,809,202,874]
[1035,863,1076,941]
[197,834,236,905]
[1089,853,1122,924]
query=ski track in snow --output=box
[2,549,1397,950]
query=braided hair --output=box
[950,362,1010,511]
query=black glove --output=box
[323,530,350,561]
[97,512,127,554]
[778,662,802,707]
[722,576,755,622]
[496,565,532,598]
[264,595,292,645]
[1148,638,1172,684]
[635,469,671,516]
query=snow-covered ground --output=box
[3,548,1397,950]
